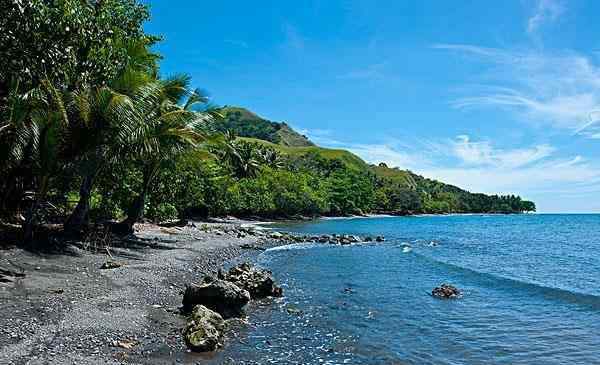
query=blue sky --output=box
[144,0,600,213]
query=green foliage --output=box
[216,107,314,147]
[146,203,178,222]
[0,0,158,92]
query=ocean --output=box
[214,214,600,364]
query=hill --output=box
[212,106,536,216]
[216,106,314,147]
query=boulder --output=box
[432,284,462,299]
[223,262,283,299]
[375,235,385,242]
[182,276,251,318]
[182,305,225,352]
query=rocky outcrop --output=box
[221,262,283,299]
[182,305,225,352]
[432,284,462,299]
[182,276,251,318]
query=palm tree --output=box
[257,145,284,169]
[120,75,218,230]
[63,40,157,234]
[213,134,262,178]
[0,80,70,244]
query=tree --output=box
[121,75,218,229]
[0,0,157,100]
[0,80,70,244]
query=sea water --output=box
[215,214,600,364]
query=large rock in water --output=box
[182,305,225,352]
[221,262,283,299]
[182,276,251,318]
[432,283,462,299]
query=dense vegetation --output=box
[216,107,314,147]
[0,0,535,247]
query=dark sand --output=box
[0,220,282,364]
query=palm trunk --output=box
[22,176,49,247]
[122,165,155,231]
[64,172,97,234]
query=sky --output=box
[143,0,600,213]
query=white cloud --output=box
[320,135,600,210]
[436,44,600,138]
[345,143,430,170]
[451,135,554,168]
[528,0,564,34]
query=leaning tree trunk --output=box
[121,167,154,232]
[64,172,96,234]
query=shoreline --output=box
[0,220,292,364]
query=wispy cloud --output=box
[311,134,600,209]
[436,44,600,138]
[451,135,554,168]
[527,0,564,35]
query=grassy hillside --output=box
[239,137,369,171]
[216,106,314,147]
[214,107,536,215]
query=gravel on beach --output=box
[0,221,281,365]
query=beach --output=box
[0,220,286,364]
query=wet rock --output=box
[269,231,283,239]
[375,235,385,242]
[182,305,225,352]
[340,238,351,245]
[182,276,251,318]
[240,243,266,251]
[364,236,373,242]
[432,284,462,299]
[223,262,283,299]
[318,235,331,243]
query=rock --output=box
[182,305,225,352]
[364,236,373,242]
[349,235,361,243]
[223,262,283,299]
[269,231,283,239]
[432,284,462,299]
[99,260,122,270]
[318,235,331,243]
[240,243,266,251]
[340,238,351,245]
[375,235,385,242]
[182,277,251,318]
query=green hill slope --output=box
[214,106,536,215]
[216,106,314,147]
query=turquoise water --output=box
[225,214,600,364]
